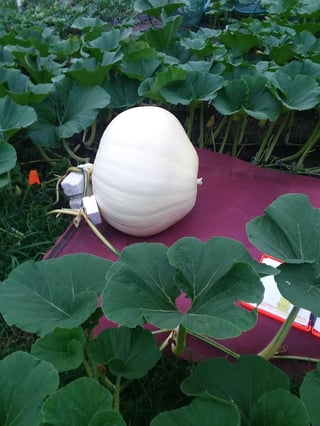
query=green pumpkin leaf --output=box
[300,362,320,426]
[102,239,265,339]
[90,326,161,379]
[67,51,123,86]
[293,30,320,58]
[42,377,118,426]
[168,236,275,285]
[0,351,59,426]
[27,78,110,147]
[180,28,220,56]
[26,102,59,148]
[297,0,320,13]
[160,71,224,105]
[86,27,131,52]
[251,389,309,426]
[220,28,259,53]
[0,96,36,137]
[140,16,183,52]
[271,71,320,110]
[269,44,295,66]
[49,37,81,57]
[31,327,86,372]
[120,44,162,81]
[0,254,112,336]
[247,194,320,311]
[89,410,126,426]
[0,141,17,178]
[181,355,290,424]
[151,397,241,426]
[138,67,187,103]
[242,74,281,121]
[71,16,105,30]
[0,68,53,105]
[279,59,320,80]
[275,263,320,315]
[103,74,143,108]
[0,45,15,67]
[213,79,249,115]
[246,193,320,263]
[102,242,179,328]
[56,81,110,139]
[7,46,63,84]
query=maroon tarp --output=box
[46,149,320,375]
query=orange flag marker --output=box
[28,170,41,185]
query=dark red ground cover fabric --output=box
[46,149,320,375]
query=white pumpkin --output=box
[92,106,202,236]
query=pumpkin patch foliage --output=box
[0,0,320,424]
[1,194,320,425]
[0,0,319,187]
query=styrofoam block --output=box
[61,172,84,197]
[69,195,83,209]
[82,195,102,225]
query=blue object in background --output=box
[176,0,211,27]
[233,0,266,15]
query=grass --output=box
[0,162,70,282]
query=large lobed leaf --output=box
[151,397,241,426]
[27,77,110,147]
[276,262,320,315]
[0,254,112,336]
[0,351,59,426]
[213,75,281,121]
[271,71,320,111]
[103,74,143,108]
[0,141,17,185]
[0,68,53,105]
[120,42,162,81]
[247,193,320,314]
[31,327,86,372]
[160,70,224,105]
[300,361,320,426]
[102,238,268,339]
[89,326,162,379]
[181,355,309,425]
[67,51,123,86]
[42,377,125,426]
[247,193,320,263]
[0,96,36,136]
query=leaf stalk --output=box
[258,305,300,360]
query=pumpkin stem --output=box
[197,177,203,185]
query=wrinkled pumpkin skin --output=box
[92,106,201,237]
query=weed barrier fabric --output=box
[46,149,320,375]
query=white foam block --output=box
[61,172,84,197]
[82,195,102,225]
[69,195,83,209]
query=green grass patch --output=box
[0,164,70,282]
